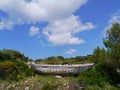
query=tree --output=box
[93,47,107,64]
[104,23,120,69]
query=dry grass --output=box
[0,75,78,90]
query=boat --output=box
[30,63,94,75]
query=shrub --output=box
[0,61,35,81]
[0,61,19,81]
[78,64,111,86]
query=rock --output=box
[56,75,62,78]
[25,86,29,90]
[117,83,120,87]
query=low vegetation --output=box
[0,49,35,82]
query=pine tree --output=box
[104,23,120,69]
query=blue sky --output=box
[0,0,120,59]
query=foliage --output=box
[0,49,29,62]
[76,23,120,89]
[35,55,94,64]
[85,83,119,90]
[0,49,35,81]
[78,64,109,86]
[0,61,35,81]
[78,63,120,89]
[0,61,19,81]
[93,47,107,64]
[104,23,120,50]
[104,23,120,69]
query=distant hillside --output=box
[35,55,93,64]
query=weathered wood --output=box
[30,63,94,75]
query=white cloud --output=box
[64,49,77,54]
[43,15,95,45]
[0,21,14,30]
[109,10,120,24]
[29,26,39,36]
[104,10,120,37]
[0,0,88,23]
[0,0,96,46]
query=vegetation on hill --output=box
[35,55,93,64]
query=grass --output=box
[0,75,78,90]
[0,73,119,90]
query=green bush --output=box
[0,61,35,81]
[78,63,120,89]
[0,61,19,81]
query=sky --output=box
[0,0,120,60]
